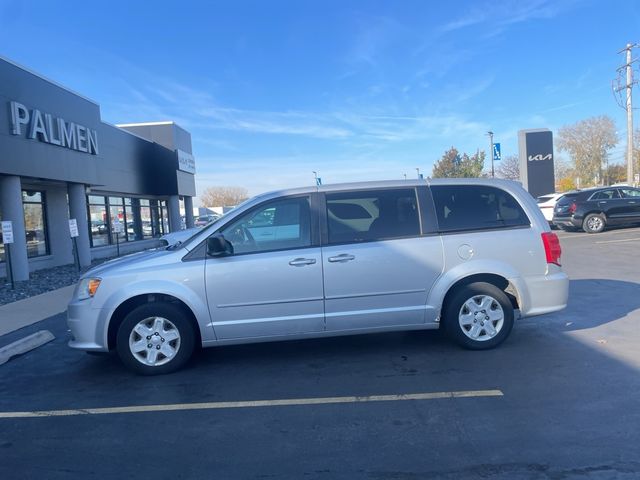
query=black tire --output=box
[442,282,514,350]
[582,213,606,234]
[116,302,196,375]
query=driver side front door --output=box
[205,194,325,340]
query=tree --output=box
[556,115,618,187]
[432,147,485,178]
[557,177,577,192]
[495,154,520,180]
[200,186,249,208]
[606,163,627,184]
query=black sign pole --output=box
[72,237,81,272]
[5,244,14,290]
[116,228,120,257]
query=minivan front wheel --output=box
[116,302,196,375]
[443,282,514,350]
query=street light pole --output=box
[487,131,495,178]
[415,167,420,179]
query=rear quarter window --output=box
[556,193,578,205]
[430,185,530,232]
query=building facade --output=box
[0,56,196,281]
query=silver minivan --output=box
[67,179,569,374]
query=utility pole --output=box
[487,131,495,178]
[614,43,638,186]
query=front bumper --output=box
[67,300,110,352]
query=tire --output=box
[582,213,606,234]
[442,282,514,350]
[116,302,196,375]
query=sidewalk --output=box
[0,285,75,337]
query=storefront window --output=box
[159,200,169,234]
[109,197,128,244]
[86,195,166,247]
[87,196,109,247]
[22,190,49,258]
[0,207,4,263]
[139,199,153,239]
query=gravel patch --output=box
[0,257,116,306]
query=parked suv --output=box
[67,179,569,375]
[553,186,640,233]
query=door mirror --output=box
[206,235,233,257]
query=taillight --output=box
[541,232,561,266]
[568,202,577,214]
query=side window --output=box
[620,188,640,198]
[591,190,620,200]
[326,188,420,244]
[431,185,530,232]
[220,197,311,254]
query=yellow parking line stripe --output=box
[0,389,503,419]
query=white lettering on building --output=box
[9,101,99,155]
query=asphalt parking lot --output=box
[1,227,639,479]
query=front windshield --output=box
[175,202,244,249]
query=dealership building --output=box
[0,56,197,281]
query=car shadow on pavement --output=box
[527,278,640,332]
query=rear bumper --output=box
[552,215,581,228]
[513,271,569,318]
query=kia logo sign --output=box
[528,154,553,162]
[518,129,555,199]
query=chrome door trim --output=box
[217,296,324,308]
[325,288,427,300]
[325,305,428,318]
[208,312,325,327]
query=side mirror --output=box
[206,235,233,257]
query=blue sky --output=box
[1,0,639,198]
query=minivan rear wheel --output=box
[443,282,514,350]
[116,302,196,375]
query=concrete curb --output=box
[0,330,55,366]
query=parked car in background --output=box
[553,186,640,233]
[536,193,566,226]
[195,214,220,227]
[68,179,568,375]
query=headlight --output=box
[77,277,102,300]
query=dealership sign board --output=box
[9,101,99,155]
[1,221,14,244]
[518,129,555,198]
[176,149,196,174]
[69,219,79,238]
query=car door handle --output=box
[629,201,637,204]
[328,254,355,263]
[289,258,316,266]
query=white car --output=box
[537,193,565,224]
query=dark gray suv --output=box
[553,186,640,233]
